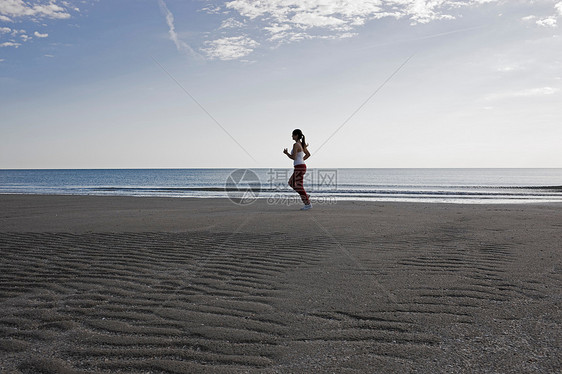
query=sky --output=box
[1,0,561,169]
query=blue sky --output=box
[1,0,561,168]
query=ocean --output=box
[1,168,561,204]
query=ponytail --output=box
[292,128,308,150]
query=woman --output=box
[283,129,312,210]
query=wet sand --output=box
[0,195,561,373]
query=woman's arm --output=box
[283,145,296,160]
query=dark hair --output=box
[292,129,307,150]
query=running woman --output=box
[283,129,312,210]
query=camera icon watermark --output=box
[225,169,261,205]
[225,168,338,206]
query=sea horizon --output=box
[2,167,562,170]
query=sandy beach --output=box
[0,195,560,373]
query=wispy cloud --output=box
[486,86,560,101]
[34,31,48,38]
[157,0,201,59]
[496,65,521,73]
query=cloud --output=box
[0,0,73,20]
[9,28,25,36]
[264,23,291,37]
[0,41,21,48]
[200,4,222,15]
[536,16,557,28]
[486,86,560,101]
[291,12,347,29]
[157,0,201,59]
[207,0,397,51]
[496,65,521,72]
[200,0,503,60]
[219,17,245,29]
[222,0,475,33]
[0,1,81,51]
[202,35,259,60]
[224,0,391,35]
[530,2,562,28]
[397,0,457,24]
[1,27,49,47]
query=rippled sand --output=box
[0,195,560,373]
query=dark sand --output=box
[0,195,560,373]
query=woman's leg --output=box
[288,165,310,205]
[288,170,296,189]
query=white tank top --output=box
[293,150,305,166]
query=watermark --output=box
[267,194,337,206]
[225,169,261,205]
[225,168,338,206]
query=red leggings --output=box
[288,164,310,205]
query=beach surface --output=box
[0,195,560,373]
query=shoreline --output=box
[1,192,561,206]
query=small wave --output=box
[88,185,562,193]
[91,186,266,193]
